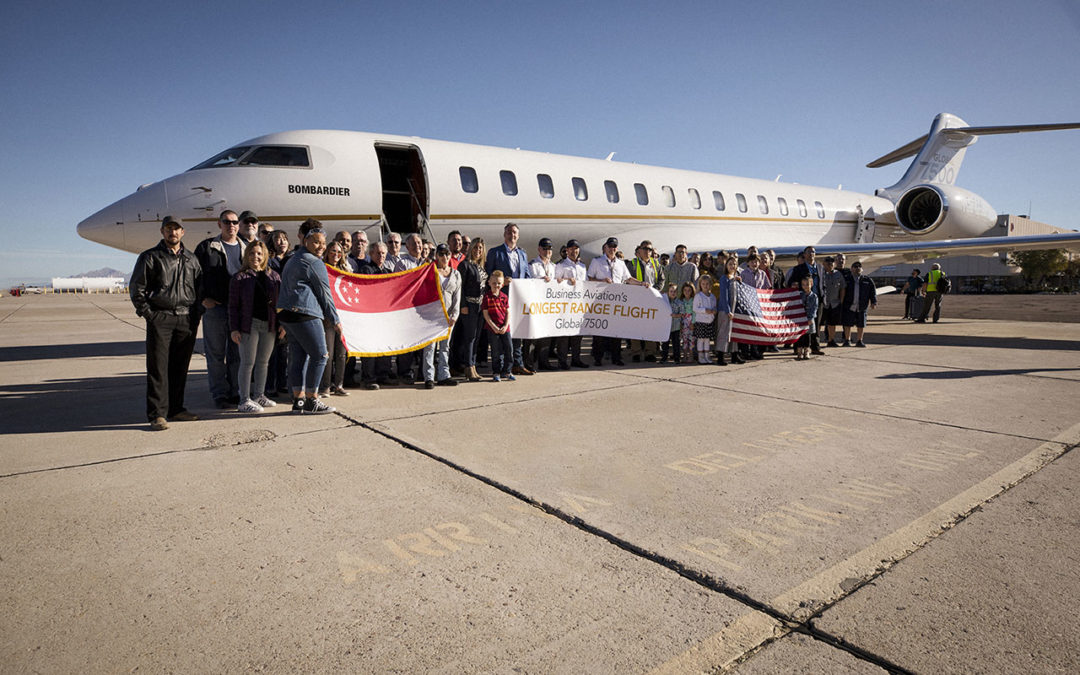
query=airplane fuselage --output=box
[78,129,897,257]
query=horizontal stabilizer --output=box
[763,231,1080,262]
[866,135,927,168]
[868,121,1080,168]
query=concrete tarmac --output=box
[1,293,1078,673]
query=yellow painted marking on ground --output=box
[651,422,1080,673]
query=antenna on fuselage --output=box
[605,152,616,161]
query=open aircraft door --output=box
[374,143,430,238]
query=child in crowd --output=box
[677,282,696,362]
[795,274,819,361]
[692,275,717,364]
[661,283,681,364]
[714,256,743,365]
[481,271,515,382]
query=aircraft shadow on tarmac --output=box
[0,340,145,362]
[0,374,149,434]
[869,331,1080,351]
[878,367,1080,380]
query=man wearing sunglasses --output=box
[194,209,248,408]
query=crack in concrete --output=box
[0,301,30,324]
[332,408,918,674]
[0,423,350,479]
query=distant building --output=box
[866,215,1077,293]
[51,277,126,293]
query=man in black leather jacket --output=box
[130,216,203,430]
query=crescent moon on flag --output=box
[334,274,355,308]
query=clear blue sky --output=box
[2,0,1079,286]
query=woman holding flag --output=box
[277,223,340,414]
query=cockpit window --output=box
[189,146,252,170]
[188,145,311,170]
[239,146,310,167]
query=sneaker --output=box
[855,341,866,348]
[302,398,335,414]
[506,373,517,381]
[365,382,380,391]
[254,395,277,408]
[841,340,851,347]
[168,410,198,422]
[436,378,458,386]
[237,399,263,413]
[827,341,840,348]
[330,385,349,396]
[493,375,501,382]
[150,417,168,431]
[292,398,305,413]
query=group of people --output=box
[899,264,949,323]
[130,211,918,431]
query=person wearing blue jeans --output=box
[194,210,248,408]
[276,221,340,414]
[421,245,462,388]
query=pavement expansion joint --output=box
[341,407,917,673]
[0,302,29,324]
[361,380,642,423]
[670,377,1060,444]
[0,421,353,479]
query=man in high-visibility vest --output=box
[915,263,946,323]
[625,240,665,362]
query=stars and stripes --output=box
[731,284,810,345]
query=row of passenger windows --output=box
[459,167,826,218]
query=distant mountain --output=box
[75,267,128,279]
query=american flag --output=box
[731,284,810,345]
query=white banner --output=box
[508,279,671,341]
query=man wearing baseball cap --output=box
[130,217,203,431]
[526,237,557,370]
[587,237,630,366]
[554,239,590,369]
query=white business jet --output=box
[78,113,1080,261]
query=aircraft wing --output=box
[761,231,1080,263]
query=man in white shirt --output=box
[554,239,590,369]
[385,232,403,271]
[526,237,557,370]
[393,233,426,380]
[587,237,630,366]
[394,233,424,271]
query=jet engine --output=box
[894,184,997,238]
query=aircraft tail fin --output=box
[871,114,1080,200]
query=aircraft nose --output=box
[77,202,125,249]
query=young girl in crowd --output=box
[320,242,350,396]
[228,241,282,413]
[795,274,819,361]
[481,271,515,382]
[692,274,717,364]
[677,282,696,362]
[714,256,744,365]
[660,283,681,364]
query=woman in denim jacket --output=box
[278,225,341,414]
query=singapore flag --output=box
[328,264,450,356]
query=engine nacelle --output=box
[894,184,997,238]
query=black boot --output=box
[715,352,727,366]
[731,351,745,364]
